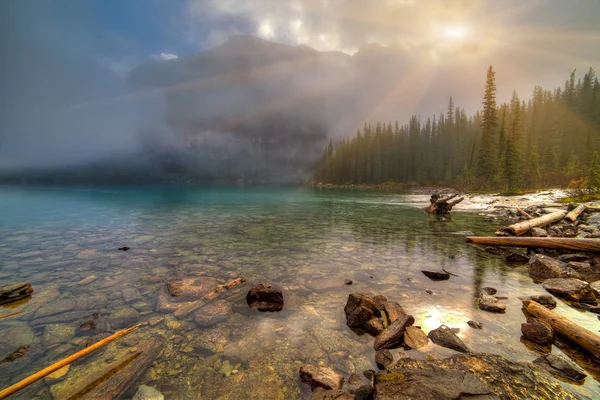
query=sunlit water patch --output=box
[0,186,598,399]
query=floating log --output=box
[495,210,567,236]
[516,207,534,219]
[466,236,600,252]
[0,324,141,400]
[0,310,22,320]
[523,300,600,359]
[173,277,247,318]
[565,205,586,222]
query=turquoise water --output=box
[0,186,598,399]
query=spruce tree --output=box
[477,66,498,178]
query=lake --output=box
[0,186,598,399]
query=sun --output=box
[444,25,468,39]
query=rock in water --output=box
[518,295,557,309]
[382,301,406,323]
[482,287,497,295]
[167,277,220,298]
[528,254,581,281]
[344,279,353,285]
[504,252,529,263]
[478,293,507,313]
[364,317,384,336]
[421,271,450,281]
[373,314,415,350]
[467,320,483,330]
[428,325,470,353]
[485,246,504,256]
[344,293,377,317]
[299,365,344,391]
[542,278,597,303]
[346,306,375,328]
[133,385,164,400]
[193,300,232,327]
[375,349,393,370]
[0,345,30,364]
[246,283,284,311]
[118,246,131,251]
[533,354,587,383]
[0,282,33,305]
[403,326,429,349]
[521,319,554,345]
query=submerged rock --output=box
[504,252,529,263]
[0,282,33,305]
[478,293,506,313]
[193,300,232,327]
[528,254,581,281]
[42,324,76,347]
[299,364,344,391]
[132,385,164,400]
[109,306,140,328]
[375,349,394,370]
[246,283,284,311]
[167,277,219,298]
[521,319,553,345]
[421,270,450,281]
[484,246,504,256]
[533,354,587,383]
[482,287,497,295]
[373,314,415,350]
[428,325,470,353]
[542,278,597,303]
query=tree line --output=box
[312,66,600,192]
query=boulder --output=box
[246,283,284,311]
[530,228,548,237]
[478,293,506,313]
[542,278,597,303]
[299,364,344,391]
[382,301,406,323]
[346,306,375,328]
[373,314,415,350]
[528,254,581,281]
[567,261,600,282]
[421,271,450,281]
[403,326,429,349]
[428,325,470,353]
[193,300,232,327]
[375,349,394,369]
[504,252,529,263]
[533,354,587,383]
[518,295,557,309]
[521,319,554,345]
[344,293,377,317]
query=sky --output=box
[1,0,599,169]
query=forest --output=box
[312,67,600,192]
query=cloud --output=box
[151,52,179,61]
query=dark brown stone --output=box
[299,364,344,391]
[467,320,483,329]
[364,317,384,336]
[542,278,597,303]
[428,325,470,353]
[373,314,414,350]
[504,252,529,263]
[521,319,553,345]
[344,293,377,317]
[519,295,557,309]
[403,326,429,349]
[346,306,375,328]
[246,283,284,311]
[528,254,581,281]
[533,354,587,383]
[375,349,393,369]
[421,271,450,281]
[478,293,506,313]
[382,301,406,323]
[482,287,497,295]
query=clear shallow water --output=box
[0,186,598,399]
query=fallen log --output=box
[516,207,534,219]
[466,236,600,252]
[0,324,141,400]
[0,310,22,320]
[426,194,463,215]
[523,300,600,359]
[495,210,567,236]
[173,277,247,318]
[0,283,33,306]
[565,204,586,222]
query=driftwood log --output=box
[495,210,567,236]
[466,236,600,252]
[523,300,600,359]
[173,277,247,318]
[0,283,33,306]
[565,205,587,222]
[516,208,534,219]
[426,194,464,215]
[0,324,141,400]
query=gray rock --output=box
[518,295,557,309]
[132,385,165,400]
[567,261,600,282]
[374,314,415,350]
[42,324,76,348]
[478,293,506,313]
[530,228,548,237]
[300,364,344,391]
[428,325,470,353]
[533,354,587,383]
[521,319,553,345]
[484,246,504,256]
[375,349,393,369]
[109,306,140,328]
[122,287,141,303]
[528,254,581,281]
[193,300,232,327]
[542,278,597,302]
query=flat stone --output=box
[375,349,393,370]
[34,298,77,319]
[42,324,76,347]
[300,364,344,391]
[0,324,34,354]
[122,287,141,303]
[467,320,483,329]
[382,301,406,323]
[421,271,450,281]
[109,306,140,328]
[542,278,597,302]
[528,254,581,281]
[504,252,529,263]
[484,246,504,255]
[246,283,284,312]
[428,325,470,353]
[403,326,429,349]
[518,295,557,309]
[374,314,415,350]
[478,293,506,313]
[533,354,587,383]
[521,319,553,345]
[190,326,231,354]
[193,300,232,327]
[166,277,219,298]
[32,310,91,326]
[45,365,70,382]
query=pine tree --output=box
[587,151,600,193]
[502,97,522,192]
[477,66,498,178]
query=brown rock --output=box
[567,261,600,282]
[421,271,450,280]
[533,354,587,383]
[504,252,529,263]
[346,306,375,328]
[299,364,344,391]
[403,326,429,349]
[519,295,557,309]
[542,278,597,302]
[364,317,384,336]
[530,228,548,237]
[478,293,506,313]
[373,314,415,350]
[428,325,470,353]
[167,277,219,298]
[193,300,232,327]
[528,254,581,281]
[246,283,284,312]
[375,349,393,369]
[344,293,377,317]
[467,320,483,329]
[521,319,553,345]
[372,295,388,311]
[382,301,406,323]
[558,253,589,262]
